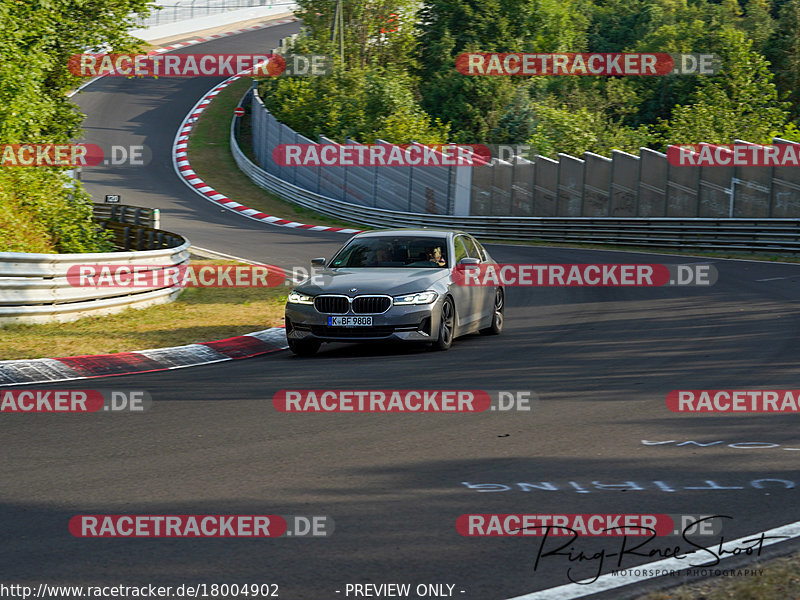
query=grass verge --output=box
[0,261,287,360]
[187,77,363,230]
[639,551,800,599]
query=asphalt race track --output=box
[76,21,344,266]
[3,22,800,600]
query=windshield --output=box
[329,236,449,268]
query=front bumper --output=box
[285,301,440,343]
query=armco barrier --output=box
[231,93,800,254]
[92,204,160,229]
[0,211,190,325]
[92,204,189,252]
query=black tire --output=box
[433,297,455,351]
[288,338,321,357]
[480,288,504,335]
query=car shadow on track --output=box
[284,331,498,360]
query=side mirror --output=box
[311,257,326,267]
[459,257,480,266]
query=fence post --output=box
[635,149,642,216]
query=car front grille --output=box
[313,295,391,314]
[314,296,349,314]
[352,296,391,314]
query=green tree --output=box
[742,0,775,54]
[0,0,151,253]
[588,0,658,51]
[626,0,761,126]
[527,99,656,158]
[417,38,515,142]
[0,170,113,253]
[712,0,743,29]
[294,0,420,70]
[661,30,788,145]
[258,66,449,144]
[490,86,536,144]
[765,0,800,119]
[776,121,800,142]
[416,0,589,143]
[0,0,152,143]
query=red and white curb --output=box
[0,328,287,387]
[171,73,363,235]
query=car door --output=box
[450,235,483,329]
[463,235,495,324]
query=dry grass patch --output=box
[0,261,287,360]
[639,552,800,600]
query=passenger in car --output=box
[426,247,446,267]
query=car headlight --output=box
[393,291,438,305]
[287,291,314,305]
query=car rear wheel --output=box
[433,297,455,351]
[288,338,321,357]
[480,288,504,335]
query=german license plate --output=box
[328,316,372,327]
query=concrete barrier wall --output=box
[249,89,800,217]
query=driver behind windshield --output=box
[376,245,393,263]
[365,243,394,266]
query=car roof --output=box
[353,229,463,238]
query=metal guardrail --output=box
[0,208,191,325]
[92,204,160,229]
[231,97,800,254]
[92,204,188,252]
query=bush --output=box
[0,168,114,253]
[258,66,449,145]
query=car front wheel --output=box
[433,297,455,351]
[480,288,504,335]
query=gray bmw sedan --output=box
[284,229,504,356]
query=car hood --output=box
[295,268,450,296]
